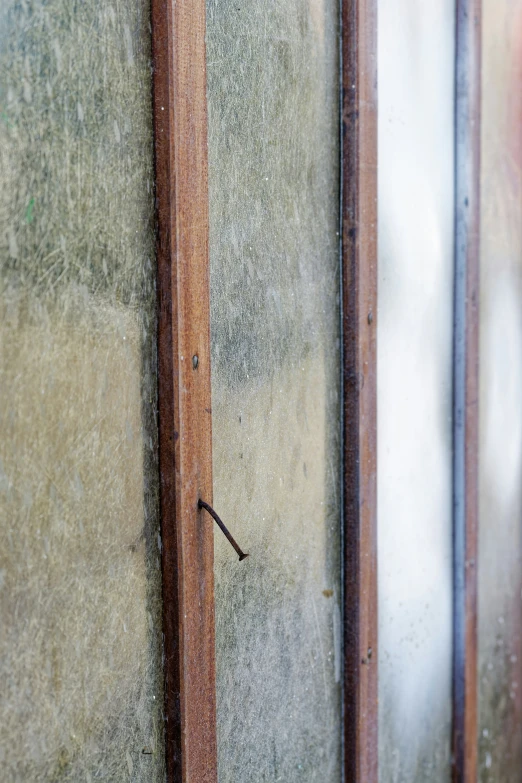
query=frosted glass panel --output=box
[478,1,522,778]
[378,1,455,778]
[0,1,165,780]
[206,0,341,780]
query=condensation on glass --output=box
[206,0,341,780]
[377,1,455,779]
[0,1,165,780]
[478,1,522,778]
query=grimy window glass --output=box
[0,1,165,780]
[206,0,342,779]
[377,1,455,778]
[479,0,522,777]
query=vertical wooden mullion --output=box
[452,1,481,780]
[151,1,217,782]
[341,0,378,780]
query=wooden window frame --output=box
[453,2,481,781]
[150,0,482,780]
[342,2,482,780]
[341,1,378,780]
[151,1,217,780]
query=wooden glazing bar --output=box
[341,1,378,780]
[452,1,481,780]
[151,1,218,781]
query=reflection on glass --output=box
[378,1,455,778]
[478,1,522,778]
[206,0,341,780]
[0,1,164,780]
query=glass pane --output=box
[0,1,165,780]
[478,1,522,778]
[206,0,341,780]
[377,1,455,778]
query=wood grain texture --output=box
[151,1,217,781]
[452,1,481,781]
[341,1,378,780]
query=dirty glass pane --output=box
[377,1,455,778]
[0,1,165,780]
[206,0,341,779]
[478,1,522,778]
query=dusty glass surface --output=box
[0,1,165,780]
[206,0,341,780]
[377,1,455,778]
[478,1,522,778]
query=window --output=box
[1,0,520,781]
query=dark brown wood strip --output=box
[452,1,481,780]
[151,1,217,781]
[341,1,378,780]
